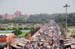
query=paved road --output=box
[12,20,75,49]
[32,20,61,48]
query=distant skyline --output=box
[0,0,75,14]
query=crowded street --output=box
[9,20,75,49]
[0,20,74,49]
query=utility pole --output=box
[63,4,70,33]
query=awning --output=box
[11,44,22,49]
[64,43,72,46]
[17,43,25,47]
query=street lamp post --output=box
[63,4,70,33]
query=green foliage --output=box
[12,28,17,30]
[61,32,65,36]
[12,29,22,35]
[7,28,12,30]
[18,28,23,30]
[26,14,52,23]
[55,13,75,27]
[67,13,75,25]
[30,27,40,36]
[24,33,29,37]
[0,13,75,25]
[71,35,75,38]
[17,32,29,37]
[0,28,5,30]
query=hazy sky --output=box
[0,0,75,14]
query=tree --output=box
[30,27,40,36]
[12,29,22,35]
[68,14,75,25]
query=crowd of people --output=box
[17,40,59,49]
[19,20,61,49]
[12,39,71,49]
[11,20,71,49]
